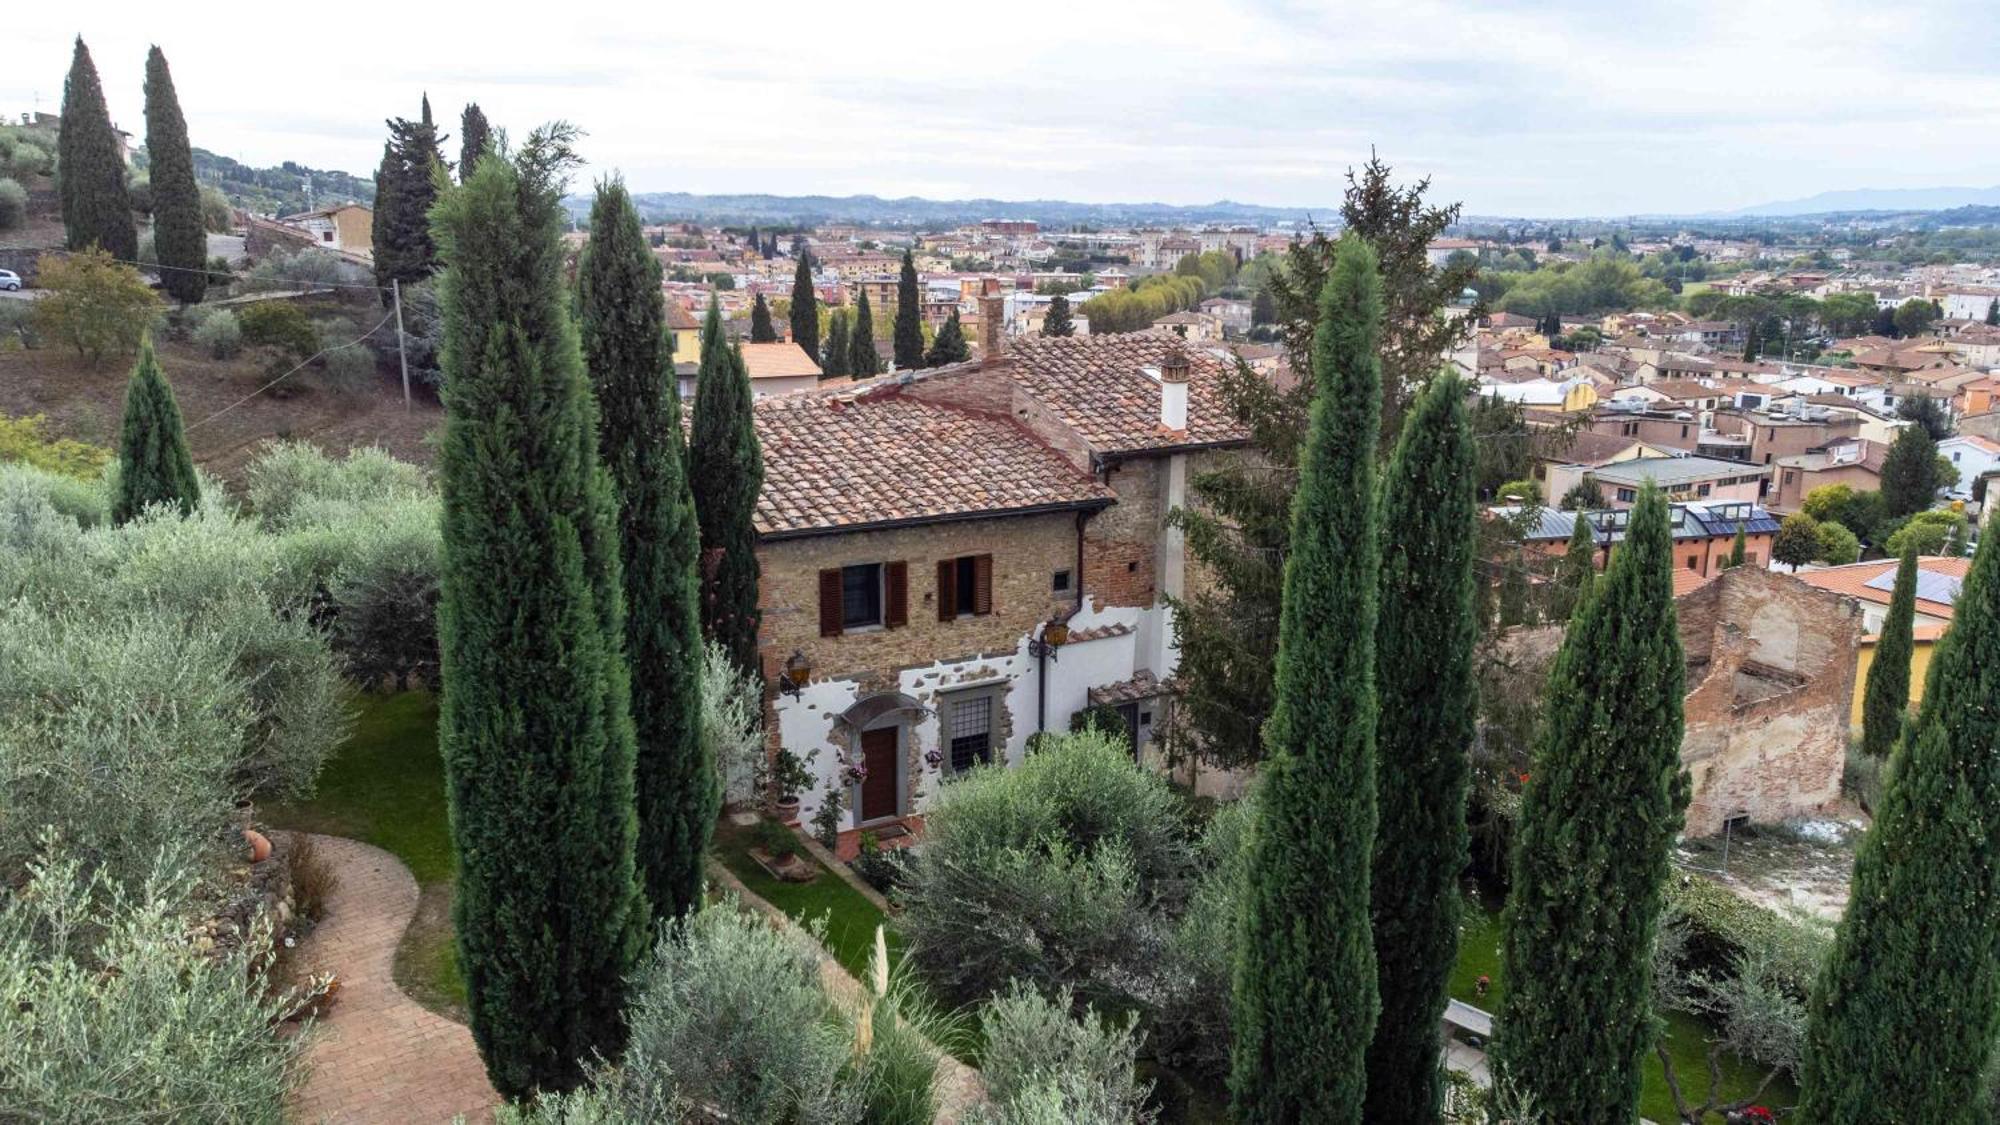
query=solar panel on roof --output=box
[1863,567,1962,604]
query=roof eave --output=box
[757,496,1116,542]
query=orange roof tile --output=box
[1795,556,1970,619]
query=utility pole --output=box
[392,278,411,410]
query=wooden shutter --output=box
[818,568,844,637]
[885,561,908,628]
[972,553,993,616]
[937,559,957,621]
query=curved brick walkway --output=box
[289,834,499,1125]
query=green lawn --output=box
[1452,891,1797,1122]
[265,691,466,1014]
[710,817,902,979]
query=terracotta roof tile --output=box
[1005,331,1250,453]
[1795,556,1970,620]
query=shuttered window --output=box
[884,561,908,628]
[820,562,907,635]
[937,554,995,620]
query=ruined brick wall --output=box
[1084,458,1163,608]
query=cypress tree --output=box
[1881,423,1941,519]
[578,179,714,924]
[823,309,850,378]
[789,253,819,365]
[1727,520,1747,568]
[1494,481,1689,1124]
[1801,528,2000,1122]
[1548,512,1597,623]
[1042,292,1075,337]
[1859,546,1918,760]
[849,289,879,376]
[58,37,136,262]
[1230,235,1384,1124]
[1364,371,1476,1123]
[749,293,777,342]
[894,249,924,368]
[432,128,646,1097]
[460,103,491,182]
[1987,297,1999,327]
[372,97,446,302]
[925,308,968,367]
[143,47,204,304]
[688,300,765,679]
[111,335,200,524]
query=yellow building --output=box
[1851,624,1943,731]
[665,302,702,362]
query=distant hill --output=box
[140,147,376,218]
[591,191,1333,229]
[1733,186,2000,217]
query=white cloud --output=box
[8,0,2000,216]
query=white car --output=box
[0,269,20,291]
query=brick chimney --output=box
[1159,346,1190,432]
[978,292,1006,364]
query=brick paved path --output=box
[289,834,499,1125]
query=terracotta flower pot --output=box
[244,828,273,864]
[775,797,802,826]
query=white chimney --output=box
[1159,348,1190,431]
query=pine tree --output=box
[1859,546,1918,760]
[849,289,879,376]
[925,308,969,366]
[1230,235,1384,1124]
[1364,371,1476,1123]
[58,38,136,262]
[1494,482,1689,1124]
[1987,298,1998,327]
[894,249,924,368]
[372,97,447,302]
[789,253,819,365]
[749,293,777,342]
[1548,510,1597,622]
[1727,520,1748,568]
[111,335,200,524]
[1042,292,1074,337]
[460,103,491,182]
[1881,423,1941,519]
[688,300,765,679]
[432,126,646,1098]
[823,309,851,378]
[143,47,204,304]
[578,178,714,924]
[1801,529,2000,1122]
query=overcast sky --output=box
[11,1,2000,218]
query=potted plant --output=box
[768,747,814,825]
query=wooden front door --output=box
[859,727,898,822]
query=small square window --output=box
[1126,560,1138,573]
[1053,569,1072,593]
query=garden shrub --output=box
[0,414,110,478]
[237,300,318,359]
[246,441,428,528]
[320,341,376,391]
[1663,871,1830,999]
[0,845,317,1122]
[850,831,906,896]
[1146,788,1256,1075]
[0,300,39,349]
[0,461,109,527]
[0,177,26,230]
[700,638,767,805]
[898,731,1191,1010]
[968,983,1155,1125]
[193,308,242,358]
[31,249,162,363]
[241,246,369,293]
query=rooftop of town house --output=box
[1588,455,1767,487]
[1497,500,1782,545]
[1796,555,1971,620]
[738,342,823,380]
[1005,330,1250,454]
[664,302,701,330]
[751,374,1115,539]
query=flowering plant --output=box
[924,747,945,770]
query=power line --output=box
[184,309,400,433]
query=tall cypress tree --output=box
[689,299,765,679]
[749,293,777,342]
[578,179,714,924]
[58,37,136,262]
[925,308,968,367]
[1042,292,1075,337]
[460,103,491,182]
[1860,546,1919,760]
[1230,235,1384,1124]
[823,309,851,378]
[1494,482,1689,1123]
[1881,423,1941,519]
[1801,529,2000,1123]
[1727,520,1748,568]
[432,127,646,1098]
[111,335,200,525]
[372,97,446,302]
[789,253,819,365]
[1364,371,1477,1123]
[1548,511,1597,622]
[849,289,879,376]
[894,249,924,368]
[143,47,204,304]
